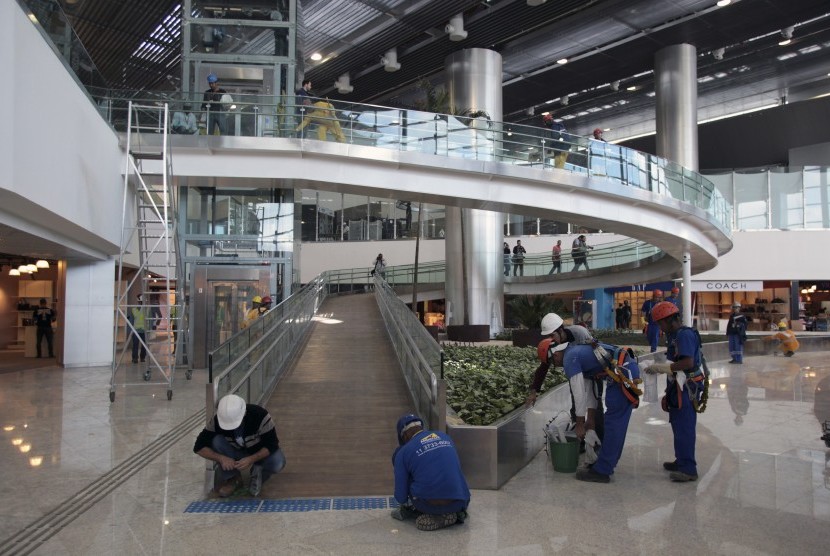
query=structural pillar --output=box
[444,48,504,334]
[656,44,698,326]
[61,259,117,367]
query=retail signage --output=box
[690,280,763,292]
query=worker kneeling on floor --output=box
[391,414,470,531]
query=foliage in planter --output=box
[443,345,565,426]
[507,295,568,329]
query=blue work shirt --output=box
[393,429,470,506]
[561,343,640,380]
[666,327,702,371]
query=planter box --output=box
[446,324,490,342]
[512,328,543,347]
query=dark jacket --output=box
[194,404,279,456]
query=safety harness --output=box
[664,327,710,414]
[592,342,643,407]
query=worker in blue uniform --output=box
[646,301,703,482]
[546,341,641,483]
[391,414,470,531]
[640,289,664,352]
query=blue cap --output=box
[396,414,423,445]
[207,73,219,83]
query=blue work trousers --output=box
[668,384,698,476]
[211,435,286,482]
[728,334,744,363]
[591,381,634,476]
[646,322,661,352]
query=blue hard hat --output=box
[207,73,219,83]
[396,414,423,445]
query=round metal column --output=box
[655,44,698,171]
[444,49,504,333]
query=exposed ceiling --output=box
[57,0,830,138]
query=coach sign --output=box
[690,280,764,292]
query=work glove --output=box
[647,362,673,375]
[584,429,602,464]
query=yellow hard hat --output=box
[778,320,788,330]
[252,295,262,304]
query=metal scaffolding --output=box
[110,101,186,402]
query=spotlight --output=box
[381,48,401,72]
[779,26,793,46]
[334,73,353,94]
[445,14,467,41]
[610,80,620,91]
[525,107,535,116]
[713,48,724,60]
[560,96,569,106]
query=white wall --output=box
[0,2,123,259]
[62,260,115,367]
[693,230,829,281]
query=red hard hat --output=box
[542,113,553,122]
[651,301,679,322]
[593,128,602,135]
[261,296,273,304]
[671,287,680,294]
[653,289,663,297]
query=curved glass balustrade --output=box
[88,89,731,236]
[322,238,664,293]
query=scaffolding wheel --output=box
[109,390,115,403]
[186,369,193,380]
[167,390,173,401]
[144,370,151,381]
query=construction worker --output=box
[664,287,682,311]
[764,320,799,356]
[726,302,749,363]
[295,100,346,142]
[128,294,147,364]
[543,340,641,483]
[641,289,664,352]
[240,296,262,330]
[259,296,273,315]
[646,301,704,482]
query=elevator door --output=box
[192,265,272,369]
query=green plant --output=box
[507,295,557,329]
[443,345,565,426]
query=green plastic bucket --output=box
[549,437,580,473]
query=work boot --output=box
[669,471,698,482]
[216,473,242,497]
[663,461,679,471]
[784,351,795,357]
[415,512,458,531]
[391,504,420,521]
[249,465,263,496]
[575,467,610,483]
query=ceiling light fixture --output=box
[27,264,37,273]
[527,0,547,6]
[556,58,568,65]
[18,265,30,274]
[716,0,731,7]
[381,48,401,72]
[445,14,468,41]
[779,26,794,46]
[310,52,322,61]
[36,260,49,268]
[626,85,638,91]
[9,268,20,276]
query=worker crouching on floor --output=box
[764,320,800,356]
[391,414,470,531]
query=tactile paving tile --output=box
[331,497,389,510]
[184,500,262,514]
[260,498,331,513]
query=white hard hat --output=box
[732,302,741,308]
[541,313,564,335]
[216,394,246,430]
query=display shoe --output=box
[415,512,458,531]
[575,467,610,483]
[663,460,679,471]
[216,473,243,497]
[669,471,698,482]
[249,465,263,497]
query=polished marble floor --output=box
[0,349,828,555]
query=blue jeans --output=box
[728,334,744,362]
[211,435,286,482]
[131,331,146,362]
[591,380,634,476]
